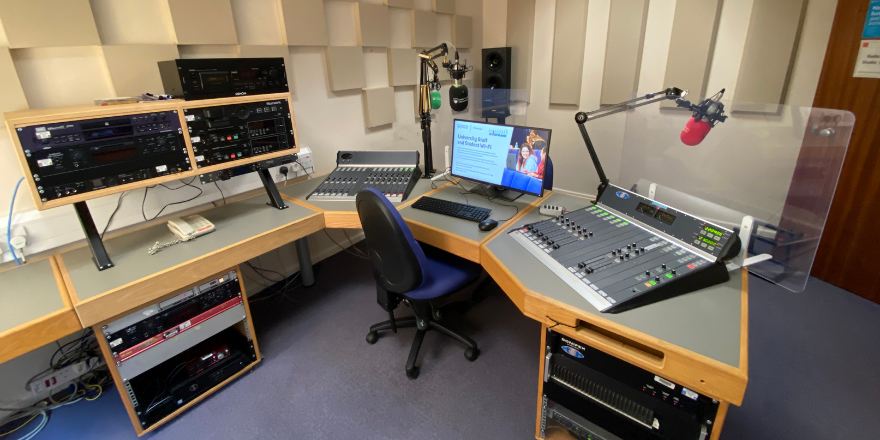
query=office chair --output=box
[356,188,482,379]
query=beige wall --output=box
[509,0,837,196]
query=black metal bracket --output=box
[259,168,288,210]
[73,201,114,271]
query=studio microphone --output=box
[447,50,470,112]
[678,89,727,146]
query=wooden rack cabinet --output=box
[92,266,261,436]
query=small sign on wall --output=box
[863,0,880,38]
[854,40,880,78]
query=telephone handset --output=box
[167,215,215,240]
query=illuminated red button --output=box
[226,136,232,140]
[230,154,236,158]
[687,264,695,269]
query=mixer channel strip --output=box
[510,204,725,313]
[308,166,421,203]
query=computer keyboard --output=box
[411,197,492,222]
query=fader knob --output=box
[662,264,667,269]
[655,276,660,282]
[671,269,676,275]
[645,271,650,276]
[578,262,586,268]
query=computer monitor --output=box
[450,119,551,200]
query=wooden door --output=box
[810,0,880,302]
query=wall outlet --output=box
[298,147,314,171]
[27,357,102,395]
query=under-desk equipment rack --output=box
[307,150,422,203]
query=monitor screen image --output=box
[450,120,551,197]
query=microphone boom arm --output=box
[575,87,689,201]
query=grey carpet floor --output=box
[37,248,880,439]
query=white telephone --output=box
[167,215,215,240]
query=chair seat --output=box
[403,244,482,301]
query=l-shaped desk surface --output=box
[0,173,748,411]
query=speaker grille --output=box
[550,362,655,428]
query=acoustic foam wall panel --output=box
[389,8,413,48]
[362,87,396,128]
[230,0,285,45]
[600,0,649,105]
[167,0,238,45]
[452,15,473,49]
[0,0,101,49]
[325,46,366,91]
[11,46,115,109]
[101,45,180,97]
[280,0,329,46]
[178,45,241,59]
[432,0,455,15]
[731,0,807,112]
[411,10,438,48]
[662,0,721,107]
[387,48,418,86]
[385,0,414,8]
[507,0,536,101]
[549,0,589,106]
[355,3,392,47]
[90,0,177,45]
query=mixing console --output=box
[510,184,741,313]
[307,150,421,203]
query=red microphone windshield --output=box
[680,117,712,146]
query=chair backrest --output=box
[543,156,554,191]
[355,188,427,294]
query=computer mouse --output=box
[478,219,499,232]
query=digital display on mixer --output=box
[705,227,724,236]
[699,236,718,246]
[656,210,676,225]
[636,202,656,216]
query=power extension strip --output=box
[539,204,565,216]
[28,357,103,395]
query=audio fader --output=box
[307,150,422,203]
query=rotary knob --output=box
[268,68,280,78]
[234,105,250,119]
[71,150,85,161]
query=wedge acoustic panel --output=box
[549,0,589,106]
[662,0,721,107]
[280,0,329,46]
[411,10,438,48]
[731,0,807,112]
[90,0,177,45]
[229,0,286,45]
[452,15,473,49]
[362,87,396,128]
[355,3,392,47]
[385,0,414,8]
[102,45,181,98]
[387,48,418,86]
[601,0,649,105]
[0,0,100,49]
[167,0,239,45]
[507,0,536,101]
[325,46,367,91]
[432,0,456,15]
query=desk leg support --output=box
[74,201,114,271]
[295,237,315,287]
[259,168,288,210]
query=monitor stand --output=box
[468,184,523,202]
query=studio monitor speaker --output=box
[481,47,512,119]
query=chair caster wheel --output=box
[366,332,379,344]
[406,366,420,379]
[464,347,480,361]
[432,308,442,320]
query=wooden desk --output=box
[0,257,81,364]
[57,194,323,327]
[481,192,748,439]
[278,174,448,228]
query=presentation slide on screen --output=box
[451,120,549,193]
[451,121,513,185]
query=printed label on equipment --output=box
[654,375,675,389]
[109,338,123,348]
[195,155,204,162]
[35,130,51,139]
[180,321,191,331]
[681,387,698,400]
[191,136,201,143]
[156,165,168,173]
[36,158,53,167]
[185,115,195,121]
